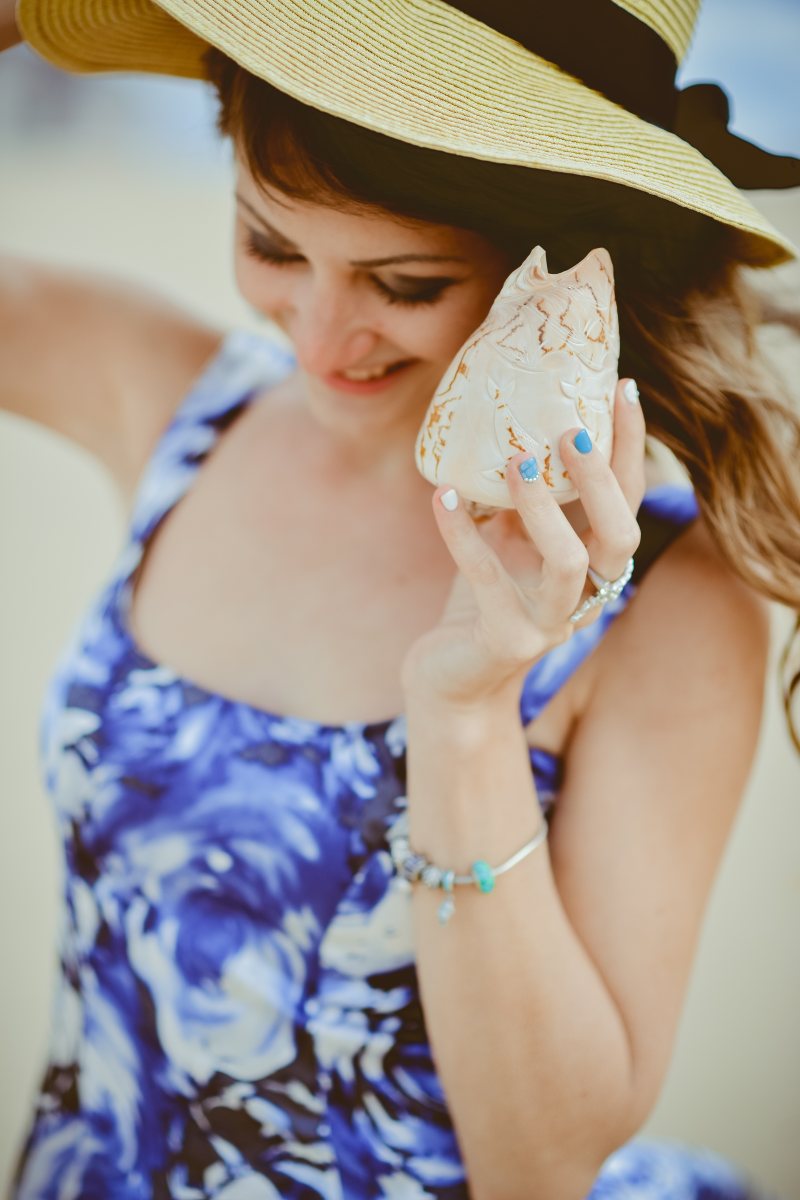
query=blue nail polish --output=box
[518,456,539,482]
[574,429,592,455]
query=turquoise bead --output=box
[471,860,495,893]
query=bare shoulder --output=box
[524,515,769,759]
[112,295,225,501]
[547,517,770,1129]
[594,515,769,706]
[0,254,225,497]
[576,513,771,820]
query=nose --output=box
[284,274,378,376]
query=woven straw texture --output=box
[17,0,796,267]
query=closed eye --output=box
[241,229,456,308]
[242,234,303,268]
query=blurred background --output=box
[1,0,799,1194]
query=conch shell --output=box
[414,246,619,510]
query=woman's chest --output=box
[123,402,581,749]
[126,425,455,726]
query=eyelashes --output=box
[241,230,453,308]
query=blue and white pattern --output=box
[12,331,766,1198]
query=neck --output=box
[298,390,435,494]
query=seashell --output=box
[414,246,619,508]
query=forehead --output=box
[233,160,490,258]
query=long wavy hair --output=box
[203,46,800,748]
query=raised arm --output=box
[398,385,769,1197]
[1,255,222,494]
[404,522,767,1198]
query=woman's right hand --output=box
[401,379,646,710]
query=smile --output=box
[322,360,418,394]
[337,360,413,381]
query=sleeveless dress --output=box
[12,331,772,1200]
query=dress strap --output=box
[125,329,296,547]
[519,482,699,728]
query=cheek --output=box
[234,253,283,315]
[426,286,502,363]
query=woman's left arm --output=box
[402,396,769,1198]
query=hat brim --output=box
[18,0,797,267]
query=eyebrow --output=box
[235,194,468,268]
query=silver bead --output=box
[389,845,407,872]
[421,864,443,889]
[401,853,426,882]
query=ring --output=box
[569,557,635,624]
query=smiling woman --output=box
[4,1,800,1198]
[228,163,517,439]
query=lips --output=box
[321,359,418,395]
[335,359,413,381]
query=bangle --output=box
[389,816,549,925]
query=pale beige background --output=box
[1,63,800,1198]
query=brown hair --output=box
[203,47,800,748]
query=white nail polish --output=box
[623,379,639,405]
[441,488,459,511]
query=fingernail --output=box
[573,429,592,455]
[623,379,639,405]
[518,456,539,482]
[440,488,459,511]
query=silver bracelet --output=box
[389,817,549,925]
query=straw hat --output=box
[18,0,800,267]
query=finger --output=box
[560,377,646,530]
[559,423,641,582]
[433,485,528,622]
[503,454,590,625]
[608,377,647,513]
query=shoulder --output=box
[595,514,769,710]
[552,513,771,820]
[524,511,769,759]
[577,513,770,792]
[109,294,226,501]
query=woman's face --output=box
[233,159,515,440]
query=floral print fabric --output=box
[12,331,766,1198]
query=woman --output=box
[4,0,800,1197]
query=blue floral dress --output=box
[12,331,771,1199]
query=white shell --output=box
[414,246,619,508]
